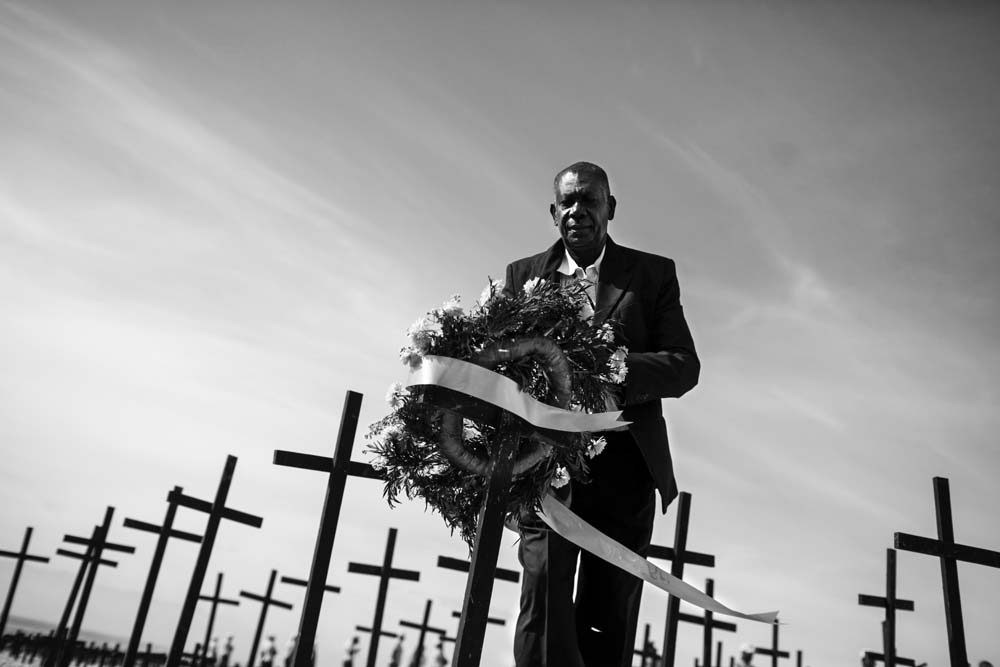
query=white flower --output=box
[407,316,441,353]
[369,458,386,472]
[608,346,629,384]
[385,382,409,410]
[400,347,423,369]
[550,465,571,489]
[586,436,607,459]
[598,323,616,343]
[522,277,546,296]
[478,278,505,305]
[381,423,404,443]
[440,294,464,316]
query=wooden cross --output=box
[894,476,1000,667]
[0,526,50,640]
[450,609,505,626]
[240,569,294,667]
[123,486,203,667]
[437,554,516,636]
[864,650,917,667]
[347,527,421,667]
[398,599,447,667]
[197,573,239,666]
[753,623,790,667]
[166,455,263,667]
[858,548,914,667]
[648,492,717,667]
[60,507,136,667]
[676,579,737,667]
[50,540,106,667]
[633,623,660,667]
[272,390,380,667]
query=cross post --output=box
[0,526,50,640]
[61,507,136,667]
[398,599,447,667]
[347,527,421,667]
[240,569,294,667]
[197,572,239,666]
[650,492,716,667]
[633,623,660,667]
[753,623,789,667]
[272,390,380,667]
[166,455,263,667]
[894,476,1000,667]
[675,579,737,667]
[123,486,203,667]
[858,548,914,667]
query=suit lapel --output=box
[595,238,633,324]
[535,239,565,282]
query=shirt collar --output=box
[557,244,607,277]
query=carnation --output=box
[586,436,607,459]
[608,346,629,384]
[522,277,546,296]
[440,295,463,317]
[407,316,441,353]
[478,278,505,306]
[550,465,571,489]
[385,382,409,410]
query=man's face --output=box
[550,171,616,258]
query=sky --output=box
[1,1,999,666]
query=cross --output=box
[894,476,1000,667]
[165,455,263,667]
[633,623,660,667]
[676,579,737,667]
[398,599,447,667]
[859,548,914,667]
[272,390,381,667]
[240,569,294,667]
[196,572,239,666]
[0,526,50,640]
[59,507,136,667]
[436,554,517,637]
[49,541,106,667]
[753,623,790,667]
[648,492,717,667]
[123,486,203,667]
[347,527,421,667]
[864,651,917,667]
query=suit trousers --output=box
[513,430,656,667]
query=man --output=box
[504,162,700,666]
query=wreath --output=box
[366,277,628,546]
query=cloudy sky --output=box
[1,2,998,666]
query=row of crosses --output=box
[4,389,997,667]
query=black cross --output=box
[272,390,380,667]
[398,599,447,667]
[60,507,136,667]
[437,555,516,634]
[676,579,736,667]
[48,543,113,667]
[450,609,505,626]
[753,624,790,667]
[859,548,914,667]
[865,650,917,667]
[0,526,50,640]
[347,527,421,667]
[166,455,263,667]
[633,623,661,667]
[894,476,1000,667]
[197,573,239,666]
[123,486,203,667]
[648,492,717,667]
[240,569,294,667]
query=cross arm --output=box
[279,575,340,593]
[56,549,117,567]
[647,544,716,568]
[451,610,505,626]
[676,612,736,632]
[0,549,49,563]
[197,595,239,606]
[355,625,398,639]
[858,594,915,611]
[238,591,294,610]
[866,652,916,667]
[347,563,420,581]
[399,621,447,634]
[754,649,791,659]
[62,534,136,554]
[437,556,520,583]
[894,532,1000,568]
[123,518,202,543]
[168,490,263,528]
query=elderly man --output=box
[504,161,700,666]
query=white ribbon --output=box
[538,495,779,625]
[406,355,629,432]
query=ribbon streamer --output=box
[406,355,629,432]
[538,495,779,625]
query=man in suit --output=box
[505,162,700,667]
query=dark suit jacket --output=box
[503,236,700,512]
